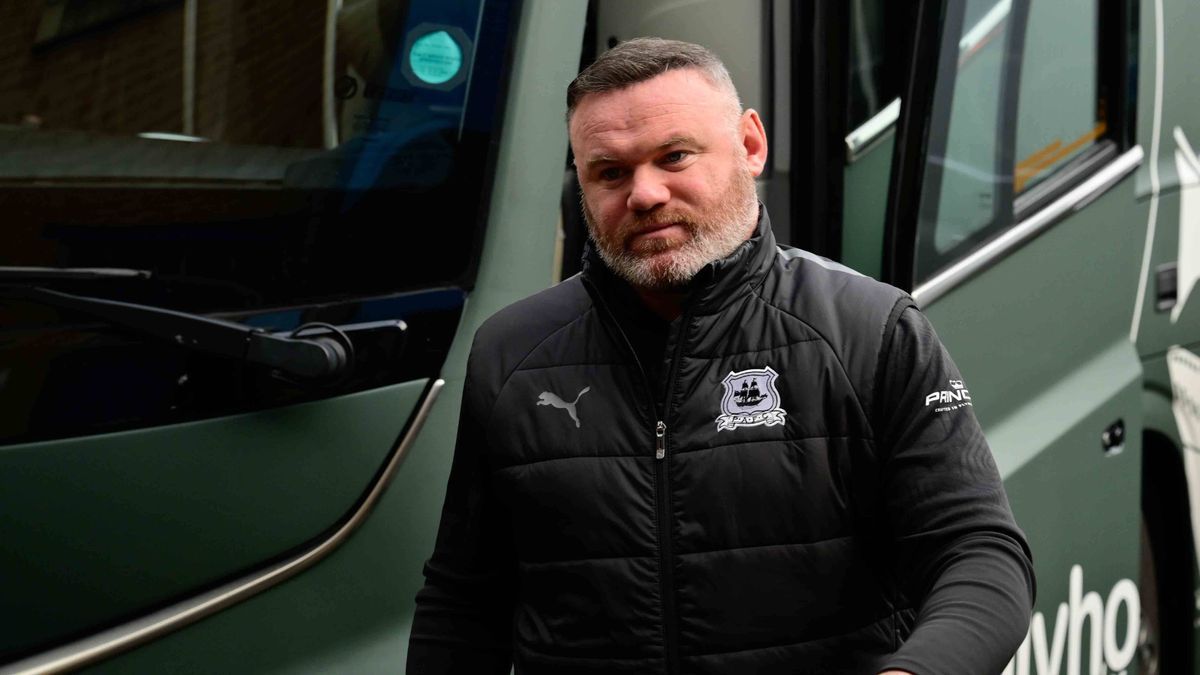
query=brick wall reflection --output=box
[0,0,325,148]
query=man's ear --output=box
[740,109,769,177]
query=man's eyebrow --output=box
[584,154,619,168]
[658,135,701,149]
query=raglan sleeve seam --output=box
[870,294,918,452]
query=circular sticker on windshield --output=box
[410,31,462,85]
[401,24,471,91]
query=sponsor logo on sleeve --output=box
[924,378,972,413]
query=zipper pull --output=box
[655,420,666,460]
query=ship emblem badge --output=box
[716,366,787,431]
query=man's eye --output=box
[599,167,624,181]
[664,150,689,164]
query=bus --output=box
[0,0,1196,673]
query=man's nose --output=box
[626,166,669,212]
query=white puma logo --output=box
[536,386,591,428]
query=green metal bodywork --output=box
[75,1,587,671]
[1,379,426,661]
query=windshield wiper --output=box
[1,285,397,382]
[0,265,263,303]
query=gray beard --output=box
[583,169,759,291]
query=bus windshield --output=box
[0,0,518,312]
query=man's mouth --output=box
[635,221,678,234]
[631,220,688,238]
[627,222,687,251]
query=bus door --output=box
[884,1,1153,673]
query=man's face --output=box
[569,68,767,290]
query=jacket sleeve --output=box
[407,348,517,675]
[874,306,1035,675]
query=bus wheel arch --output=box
[1140,429,1195,675]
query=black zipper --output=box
[656,307,692,675]
[652,428,676,674]
[582,277,690,674]
[581,278,659,425]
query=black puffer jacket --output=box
[409,210,1034,675]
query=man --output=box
[408,38,1034,675]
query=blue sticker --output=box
[409,30,463,86]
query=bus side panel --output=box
[924,177,1148,674]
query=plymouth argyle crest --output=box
[716,366,787,431]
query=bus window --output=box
[840,1,917,279]
[0,0,519,444]
[846,0,907,139]
[1013,0,1102,195]
[910,0,1127,285]
[0,0,512,310]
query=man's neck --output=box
[634,286,688,321]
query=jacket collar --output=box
[581,204,777,316]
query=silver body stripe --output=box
[1,379,445,675]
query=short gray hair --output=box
[566,37,741,123]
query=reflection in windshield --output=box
[1,0,486,189]
[958,0,1011,63]
[0,0,516,313]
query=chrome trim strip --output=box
[913,146,1143,308]
[959,0,1011,55]
[2,379,445,675]
[845,97,900,162]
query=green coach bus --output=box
[0,0,1197,673]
